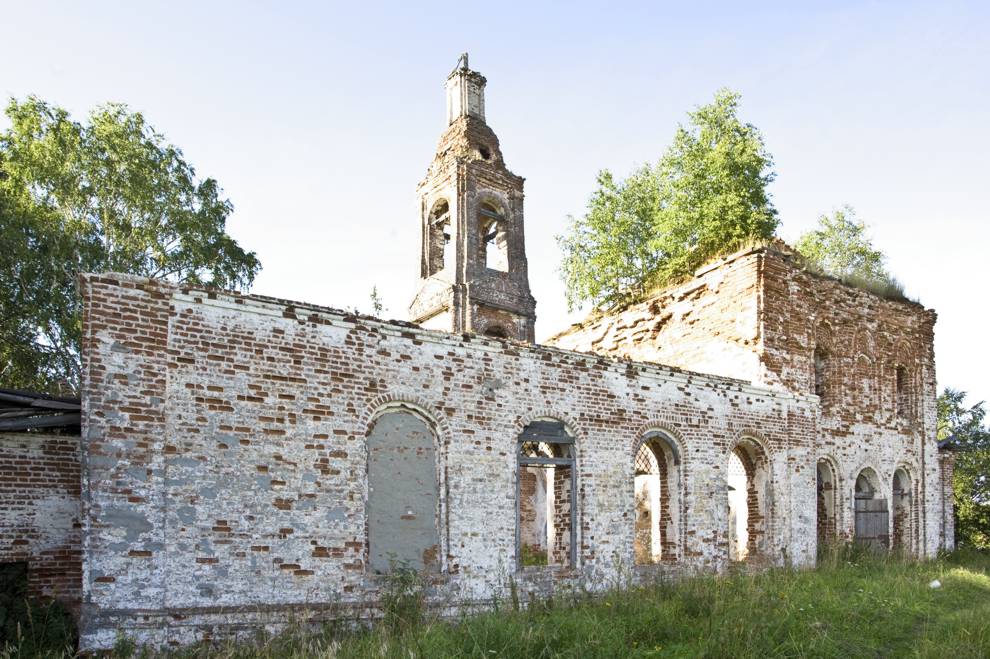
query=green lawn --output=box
[6,548,990,658]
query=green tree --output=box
[0,97,260,393]
[795,206,889,281]
[558,89,778,310]
[937,388,990,548]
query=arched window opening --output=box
[727,439,770,562]
[427,200,452,276]
[480,202,508,272]
[633,433,681,565]
[896,366,911,420]
[366,409,440,574]
[517,420,575,568]
[892,468,913,553]
[854,468,888,550]
[484,325,509,339]
[813,347,828,400]
[816,459,837,553]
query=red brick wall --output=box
[548,251,764,384]
[550,245,947,557]
[0,432,81,612]
[79,272,818,650]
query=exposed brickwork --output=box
[55,59,953,653]
[549,252,765,380]
[409,64,536,341]
[0,432,82,612]
[816,460,838,547]
[550,464,572,566]
[938,451,956,550]
[518,466,541,555]
[655,447,674,561]
[550,244,949,557]
[79,272,817,649]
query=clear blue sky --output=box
[3,0,988,406]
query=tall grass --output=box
[6,548,989,658]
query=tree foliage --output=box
[938,388,990,548]
[558,89,778,310]
[795,206,890,281]
[0,97,260,393]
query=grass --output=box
[519,544,549,567]
[4,547,989,658]
[628,240,919,315]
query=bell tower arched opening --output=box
[480,201,508,272]
[426,199,452,277]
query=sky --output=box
[2,0,988,406]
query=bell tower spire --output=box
[409,56,537,342]
[445,53,486,123]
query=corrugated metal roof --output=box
[0,388,80,432]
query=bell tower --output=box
[409,55,537,342]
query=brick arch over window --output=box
[632,430,683,565]
[511,409,585,447]
[854,328,876,360]
[360,394,453,443]
[815,321,834,353]
[726,436,771,562]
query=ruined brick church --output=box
[0,60,955,651]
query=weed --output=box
[14,549,990,658]
[379,559,425,632]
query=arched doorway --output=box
[892,468,914,553]
[854,468,888,550]
[727,438,770,562]
[633,432,681,565]
[816,459,837,551]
